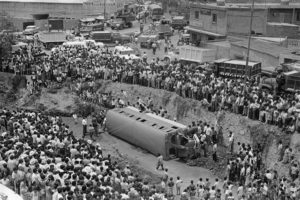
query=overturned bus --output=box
[106,106,196,160]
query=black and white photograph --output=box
[1,0,300,199]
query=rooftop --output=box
[0,0,87,4]
[231,38,292,58]
[191,2,300,9]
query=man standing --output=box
[92,115,98,137]
[156,154,164,170]
[228,131,234,154]
[82,117,87,139]
[152,42,157,55]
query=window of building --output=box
[297,12,300,21]
[212,13,217,23]
[195,11,199,19]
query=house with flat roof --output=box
[187,0,300,45]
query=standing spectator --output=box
[156,154,164,170]
[72,113,78,124]
[152,42,157,55]
[228,131,234,154]
[82,117,87,138]
[167,177,174,196]
[176,176,183,195]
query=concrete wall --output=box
[266,23,299,38]
[230,44,280,68]
[0,2,83,19]
[190,7,227,35]
[0,0,125,21]
[227,9,267,35]
[204,42,231,59]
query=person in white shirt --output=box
[82,117,87,138]
[175,176,183,195]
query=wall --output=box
[0,0,125,21]
[230,44,280,68]
[266,23,299,38]
[227,9,267,35]
[190,6,227,35]
[0,2,83,19]
[204,41,231,59]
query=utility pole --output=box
[245,0,254,80]
[103,0,106,20]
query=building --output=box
[230,37,300,68]
[0,0,126,31]
[186,0,300,45]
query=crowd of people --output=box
[0,108,299,200]
[2,43,300,134]
[0,38,300,199]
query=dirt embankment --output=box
[20,86,77,116]
[95,80,291,173]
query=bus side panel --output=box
[106,110,168,159]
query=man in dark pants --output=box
[92,116,98,137]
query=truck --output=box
[37,32,68,49]
[157,19,173,39]
[79,17,104,35]
[148,4,164,21]
[110,13,135,30]
[89,31,131,44]
[260,70,300,94]
[138,34,158,48]
[171,16,188,30]
[214,59,262,79]
[164,45,216,64]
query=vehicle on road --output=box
[23,25,39,35]
[138,34,158,48]
[214,59,262,79]
[37,32,68,49]
[177,33,190,46]
[63,41,87,48]
[110,13,135,30]
[148,4,163,21]
[164,45,216,65]
[113,46,140,60]
[157,19,173,39]
[171,16,188,30]
[260,69,300,94]
[89,31,131,44]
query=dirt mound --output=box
[0,73,27,107]
[20,86,77,116]
[95,80,289,175]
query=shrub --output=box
[74,102,95,117]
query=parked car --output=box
[23,25,39,35]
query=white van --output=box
[114,46,140,60]
[62,41,87,48]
